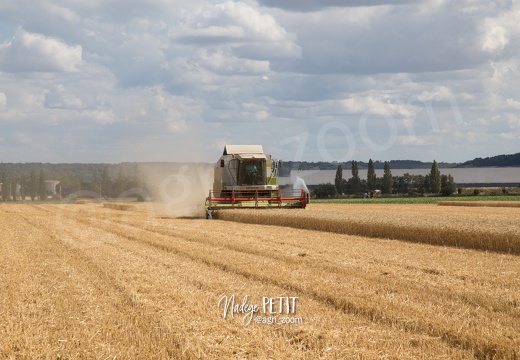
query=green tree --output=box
[12,179,18,201]
[113,165,127,197]
[423,175,430,194]
[382,161,393,194]
[28,171,37,201]
[59,174,81,198]
[441,174,457,196]
[124,163,144,190]
[20,175,25,201]
[367,159,377,191]
[88,168,101,195]
[101,165,112,198]
[38,170,46,201]
[125,163,149,201]
[1,173,9,201]
[347,160,362,194]
[312,183,337,198]
[429,160,441,194]
[334,165,344,195]
[134,163,144,188]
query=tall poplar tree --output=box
[348,160,362,194]
[28,171,37,201]
[101,165,112,198]
[38,170,46,200]
[429,160,441,194]
[1,173,8,201]
[334,165,343,195]
[113,165,127,197]
[382,161,393,194]
[367,159,377,191]
[20,175,25,201]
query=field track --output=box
[0,203,518,359]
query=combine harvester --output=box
[205,145,309,218]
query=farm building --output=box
[45,180,60,195]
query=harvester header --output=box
[205,145,309,218]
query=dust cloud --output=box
[140,162,214,218]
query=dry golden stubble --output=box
[103,202,135,210]
[0,207,186,358]
[3,204,519,358]
[66,205,519,358]
[216,204,520,254]
[107,208,519,315]
[0,205,476,359]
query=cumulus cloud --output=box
[342,96,420,118]
[398,135,428,145]
[173,1,301,60]
[491,59,518,80]
[506,98,520,110]
[1,0,520,163]
[43,85,84,110]
[481,25,509,53]
[500,132,520,140]
[194,48,270,75]
[15,133,32,145]
[505,113,520,129]
[83,109,117,125]
[178,1,288,42]
[0,92,6,108]
[0,28,82,73]
[272,1,520,74]
[417,86,455,102]
[480,4,520,55]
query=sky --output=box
[0,0,519,164]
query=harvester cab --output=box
[205,145,309,218]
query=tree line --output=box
[1,164,147,202]
[456,152,520,167]
[279,159,457,176]
[1,170,48,201]
[279,151,520,177]
[312,159,457,198]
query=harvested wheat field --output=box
[438,201,520,208]
[0,203,518,359]
[218,203,520,254]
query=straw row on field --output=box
[439,201,520,207]
[75,199,93,204]
[216,205,520,254]
[103,202,134,210]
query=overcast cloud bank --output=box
[0,0,519,163]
